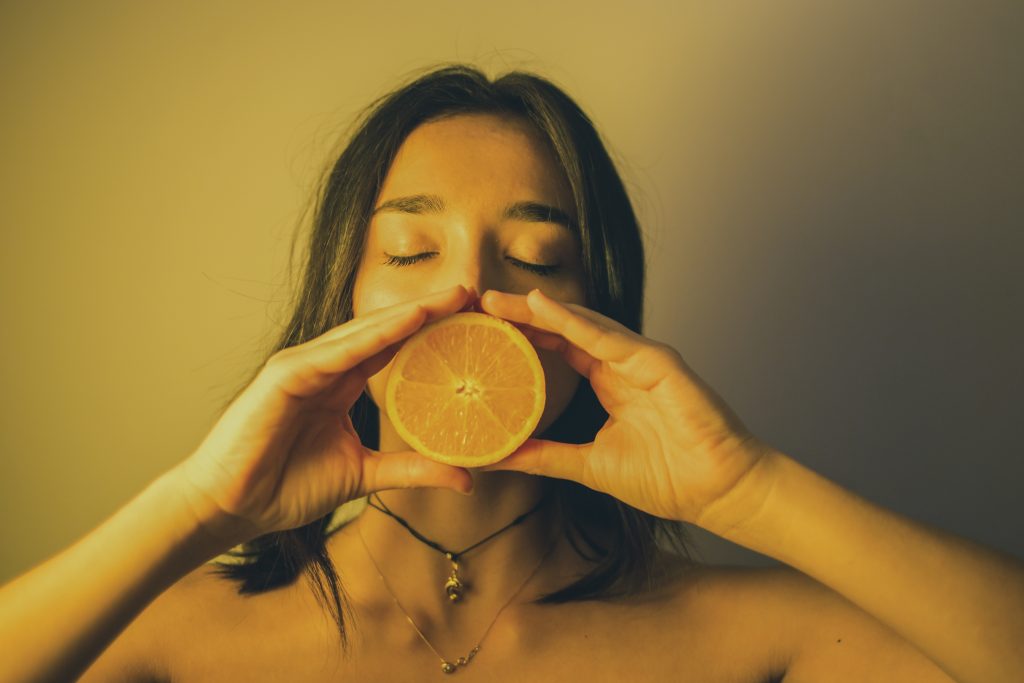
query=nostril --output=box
[460,294,484,314]
[459,288,485,314]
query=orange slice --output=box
[384,311,546,467]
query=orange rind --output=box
[384,312,546,467]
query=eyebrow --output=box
[372,194,577,233]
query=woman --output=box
[1,65,1020,682]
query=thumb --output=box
[360,450,475,496]
[478,438,588,485]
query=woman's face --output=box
[353,112,587,441]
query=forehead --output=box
[377,113,574,210]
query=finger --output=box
[518,325,598,379]
[359,450,474,496]
[316,339,404,413]
[304,284,470,349]
[482,289,635,336]
[477,438,590,487]
[264,303,432,400]
[488,291,679,392]
[526,290,645,367]
[302,288,480,414]
[483,289,637,367]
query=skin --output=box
[61,110,990,683]
[331,112,598,642]
[16,98,1011,683]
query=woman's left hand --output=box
[477,288,773,526]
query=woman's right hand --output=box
[170,284,478,550]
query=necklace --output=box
[366,491,549,603]
[357,522,558,675]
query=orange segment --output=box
[384,312,546,467]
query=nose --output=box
[459,286,485,313]
[451,253,493,313]
[437,237,505,312]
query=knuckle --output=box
[651,341,679,360]
[263,348,293,372]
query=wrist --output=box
[154,465,258,558]
[694,446,786,539]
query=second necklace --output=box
[366,491,551,604]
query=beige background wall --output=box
[2,1,1021,582]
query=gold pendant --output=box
[444,555,464,602]
[441,646,479,673]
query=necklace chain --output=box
[367,491,549,561]
[366,491,550,604]
[357,521,558,675]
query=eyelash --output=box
[382,252,561,277]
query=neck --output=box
[327,417,585,645]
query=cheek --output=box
[534,347,581,435]
[352,283,390,320]
[363,344,400,411]
[351,280,403,409]
[352,262,415,318]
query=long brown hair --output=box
[208,63,697,654]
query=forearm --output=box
[698,449,1024,683]
[0,468,233,683]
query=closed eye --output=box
[381,252,561,277]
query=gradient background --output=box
[2,1,1021,584]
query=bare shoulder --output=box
[693,564,955,682]
[656,562,797,677]
[79,563,238,682]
